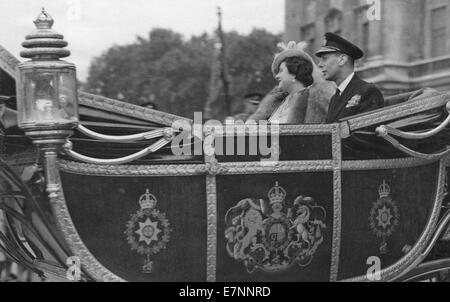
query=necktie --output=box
[326,88,341,123]
[330,88,341,110]
[334,88,341,99]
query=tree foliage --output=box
[84,28,281,118]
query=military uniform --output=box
[325,74,384,123]
[315,33,384,123]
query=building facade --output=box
[285,0,450,95]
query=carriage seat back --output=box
[384,88,439,107]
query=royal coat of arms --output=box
[125,189,171,274]
[369,180,400,254]
[224,182,326,273]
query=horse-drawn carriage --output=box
[0,11,449,282]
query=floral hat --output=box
[271,41,314,76]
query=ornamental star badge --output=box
[135,217,162,245]
[376,205,393,230]
[369,180,400,254]
[125,189,172,274]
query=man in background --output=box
[231,93,264,121]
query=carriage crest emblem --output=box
[125,189,171,273]
[369,180,400,254]
[224,182,326,273]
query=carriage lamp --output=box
[16,9,79,197]
[16,8,78,145]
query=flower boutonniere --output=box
[346,95,361,108]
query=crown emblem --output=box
[378,180,390,198]
[268,181,286,204]
[139,189,157,209]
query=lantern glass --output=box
[17,67,78,128]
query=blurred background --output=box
[2,0,450,121]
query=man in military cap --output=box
[231,92,264,121]
[316,32,384,123]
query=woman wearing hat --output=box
[249,41,335,124]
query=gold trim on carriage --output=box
[0,9,449,282]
